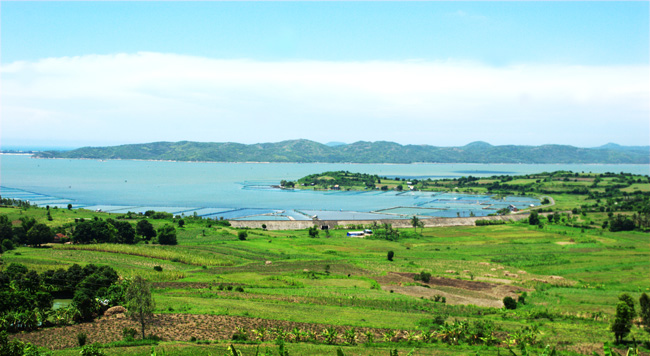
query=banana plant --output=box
[404,330,418,343]
[322,327,339,345]
[594,341,639,356]
[364,330,375,344]
[252,327,267,341]
[273,327,287,343]
[382,329,396,342]
[227,344,243,356]
[289,327,306,343]
[419,329,433,343]
[343,328,357,345]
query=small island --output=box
[282,170,650,214]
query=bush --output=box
[475,220,506,226]
[414,271,431,283]
[235,286,245,292]
[387,251,394,261]
[157,224,177,245]
[122,327,138,341]
[2,239,15,251]
[238,231,248,240]
[528,211,540,225]
[503,296,517,310]
[232,328,249,341]
[77,332,88,347]
[153,266,163,272]
[518,292,527,305]
[609,215,636,232]
[80,345,105,356]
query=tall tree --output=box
[619,293,636,319]
[157,224,177,245]
[640,293,650,332]
[410,216,420,233]
[125,276,155,339]
[113,221,135,244]
[136,220,156,241]
[0,215,13,242]
[612,301,634,343]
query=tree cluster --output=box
[72,218,176,245]
[370,223,400,241]
[295,171,382,190]
[0,215,53,247]
[611,292,650,343]
[0,263,123,332]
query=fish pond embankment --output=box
[230,212,541,230]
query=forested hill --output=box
[33,140,650,164]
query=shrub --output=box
[157,224,177,245]
[153,266,163,272]
[238,231,248,240]
[232,327,248,341]
[503,296,517,310]
[518,292,527,305]
[122,327,138,341]
[414,271,431,283]
[80,345,105,356]
[475,219,506,226]
[235,286,245,292]
[2,239,15,251]
[387,251,394,261]
[77,332,88,346]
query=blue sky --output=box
[1,1,648,148]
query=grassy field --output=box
[1,172,649,355]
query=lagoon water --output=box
[1,155,648,220]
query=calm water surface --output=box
[1,155,648,220]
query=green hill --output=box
[33,139,650,164]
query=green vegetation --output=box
[0,171,649,355]
[33,139,649,163]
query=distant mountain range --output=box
[32,140,649,164]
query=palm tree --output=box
[411,216,420,233]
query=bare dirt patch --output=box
[376,272,529,308]
[13,314,398,350]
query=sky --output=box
[1,1,648,149]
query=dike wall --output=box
[229,213,535,230]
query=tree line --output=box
[0,262,123,332]
[0,215,177,250]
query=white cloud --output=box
[1,52,648,146]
